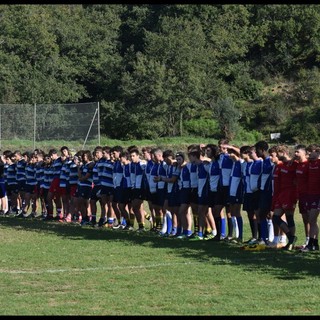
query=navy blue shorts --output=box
[243,191,260,212]
[215,186,230,206]
[198,183,209,206]
[167,190,181,207]
[90,185,101,201]
[150,188,166,207]
[100,185,114,197]
[131,188,144,201]
[78,185,92,200]
[17,180,26,192]
[25,184,36,194]
[259,189,272,212]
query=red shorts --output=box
[298,193,309,214]
[69,185,78,198]
[59,187,67,196]
[49,178,62,195]
[273,189,297,211]
[307,194,320,210]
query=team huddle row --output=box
[0,140,319,251]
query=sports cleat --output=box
[15,210,23,217]
[176,235,187,239]
[282,236,297,251]
[230,238,243,244]
[300,244,319,252]
[203,234,215,241]
[112,224,122,230]
[98,217,107,227]
[244,238,257,245]
[208,235,224,242]
[30,212,38,218]
[136,227,147,233]
[223,236,233,243]
[188,234,204,241]
[123,225,134,231]
[43,215,54,221]
[80,220,90,227]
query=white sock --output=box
[161,214,167,234]
[273,236,279,244]
[166,211,172,234]
[212,229,217,236]
[280,234,287,243]
[305,237,310,246]
[268,219,274,242]
[232,216,239,238]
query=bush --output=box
[183,118,219,138]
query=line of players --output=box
[0,141,319,252]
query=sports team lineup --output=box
[0,139,319,252]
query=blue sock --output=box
[198,231,203,237]
[171,227,177,235]
[187,229,193,236]
[236,216,243,240]
[221,218,226,237]
[176,227,182,235]
[166,212,172,234]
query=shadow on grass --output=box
[1,215,319,280]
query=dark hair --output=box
[255,140,269,152]
[119,150,130,160]
[188,149,201,159]
[240,145,251,154]
[175,152,185,160]
[295,144,306,151]
[163,149,174,159]
[111,145,123,153]
[49,148,58,156]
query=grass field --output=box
[1,208,320,316]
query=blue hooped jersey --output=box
[130,160,146,189]
[79,162,94,187]
[120,163,131,189]
[99,158,114,188]
[207,160,220,192]
[229,160,243,197]
[16,159,26,182]
[197,162,209,197]
[113,160,123,188]
[260,157,274,191]
[218,153,233,187]
[249,159,263,192]
[25,163,37,186]
[179,163,191,189]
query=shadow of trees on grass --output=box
[1,216,319,280]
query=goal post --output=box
[0,102,100,150]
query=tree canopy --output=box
[1,4,319,143]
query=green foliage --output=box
[212,97,241,140]
[0,5,319,144]
[183,118,219,138]
[235,126,264,144]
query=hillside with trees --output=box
[1,4,319,144]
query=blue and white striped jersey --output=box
[218,153,233,187]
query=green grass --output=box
[0,210,319,315]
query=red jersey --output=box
[278,160,298,191]
[307,159,320,195]
[272,161,282,197]
[295,160,309,195]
